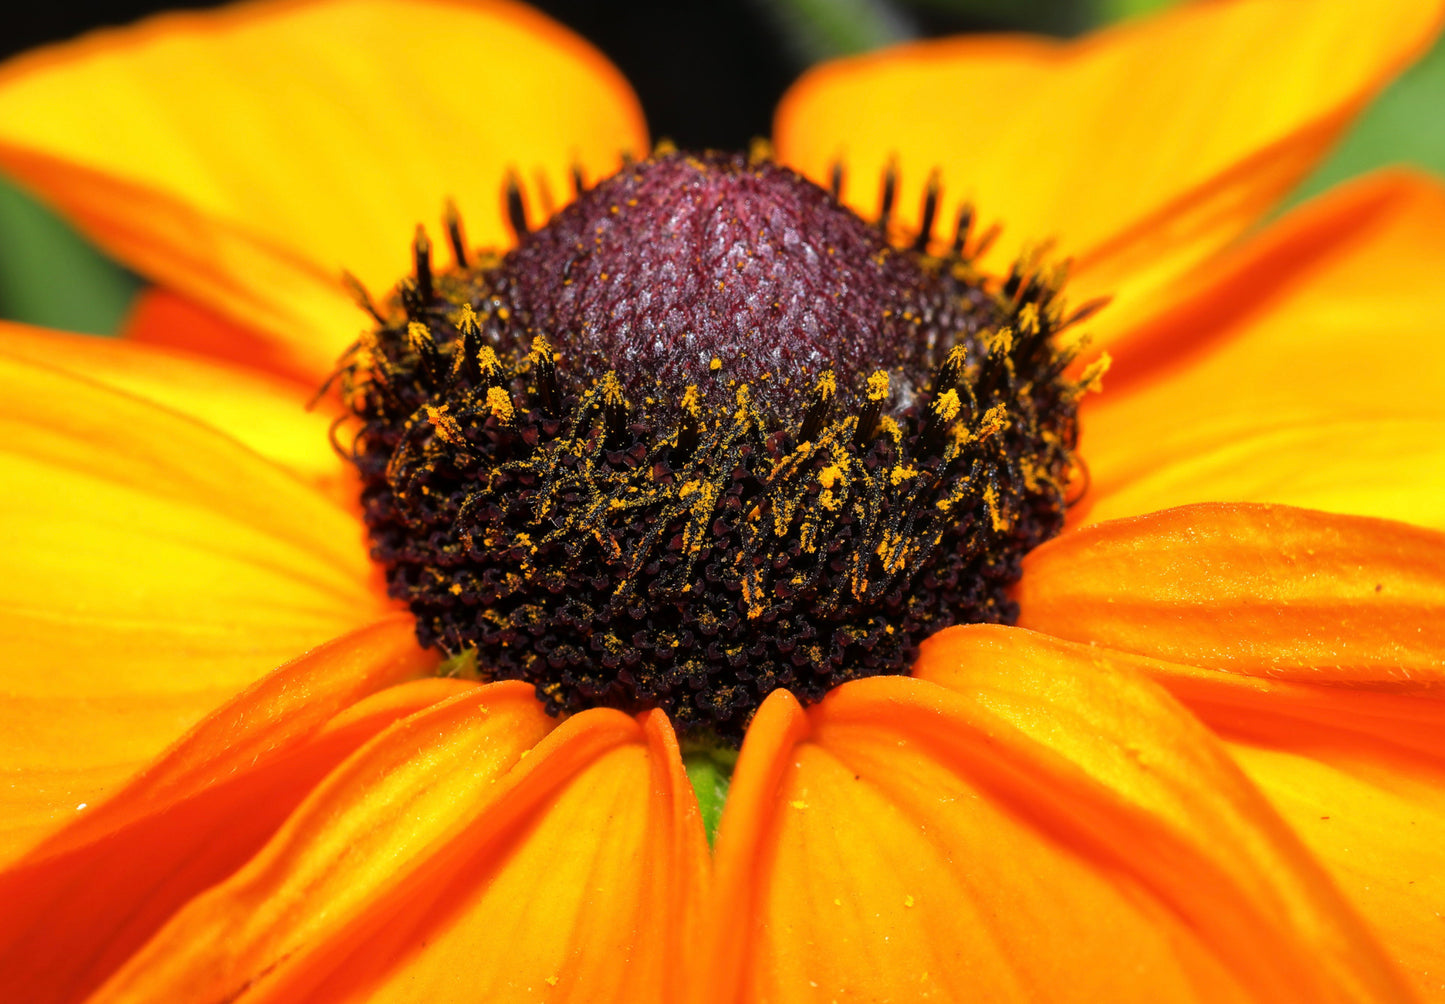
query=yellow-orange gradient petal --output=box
[0,319,353,501]
[90,700,707,1004]
[1079,172,1445,531]
[706,651,1415,1003]
[125,288,333,386]
[0,352,388,860]
[0,617,448,1004]
[1020,503,1445,687]
[0,0,649,379]
[774,0,1445,332]
[933,625,1445,1002]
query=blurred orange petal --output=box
[124,288,328,387]
[90,699,706,1004]
[774,0,1445,332]
[1080,172,1445,530]
[0,617,447,1004]
[0,351,387,859]
[1019,503,1445,686]
[706,647,1413,1002]
[0,319,353,499]
[935,625,1445,1002]
[0,0,649,378]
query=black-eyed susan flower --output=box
[0,1,1443,1002]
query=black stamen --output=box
[398,277,424,319]
[877,159,898,235]
[407,320,443,388]
[853,370,889,448]
[796,371,836,445]
[450,305,483,385]
[444,200,469,269]
[673,387,702,464]
[505,172,530,242]
[600,372,630,450]
[829,160,844,201]
[917,388,962,456]
[531,336,560,416]
[342,270,386,324]
[412,225,434,301]
[952,203,974,257]
[969,223,1001,263]
[932,344,968,397]
[570,162,588,198]
[913,169,940,253]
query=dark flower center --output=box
[337,149,1096,741]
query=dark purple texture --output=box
[500,151,929,418]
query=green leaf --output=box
[1286,34,1445,208]
[1091,0,1173,22]
[759,0,913,63]
[683,745,737,848]
[0,177,141,336]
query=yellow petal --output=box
[0,351,387,860]
[92,701,707,1004]
[1019,503,1445,686]
[0,617,444,1004]
[774,0,1445,330]
[0,0,649,378]
[1080,172,1445,530]
[707,645,1413,1003]
[940,624,1445,1003]
[1,319,354,501]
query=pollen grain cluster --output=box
[337,149,1097,740]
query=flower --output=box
[0,0,1443,1001]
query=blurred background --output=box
[2,0,1442,335]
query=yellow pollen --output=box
[1017,302,1041,335]
[933,389,962,423]
[890,464,918,486]
[986,327,1014,357]
[485,386,514,422]
[819,464,843,490]
[406,321,433,354]
[600,371,626,407]
[866,369,891,401]
[979,404,1009,438]
[425,404,466,445]
[1079,352,1112,393]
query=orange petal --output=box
[0,617,448,1004]
[1079,172,1445,530]
[1,319,354,501]
[774,0,1445,330]
[91,700,707,1004]
[707,646,1413,1003]
[935,624,1445,1003]
[1019,503,1445,686]
[0,351,388,860]
[0,0,649,378]
[124,288,328,388]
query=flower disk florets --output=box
[338,149,1093,740]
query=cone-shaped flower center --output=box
[338,150,1094,741]
[502,152,951,421]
